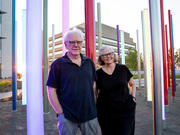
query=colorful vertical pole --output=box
[22,9,27,105]
[26,0,44,134]
[149,0,163,134]
[168,10,175,102]
[62,0,69,56]
[12,0,17,111]
[144,9,152,105]
[52,24,55,61]
[121,30,125,64]
[136,30,142,95]
[160,0,168,114]
[165,25,170,88]
[97,3,102,53]
[141,11,147,100]
[43,0,49,120]
[85,0,96,64]
[117,25,120,64]
[170,15,176,94]
[160,0,166,128]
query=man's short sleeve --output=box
[46,61,61,88]
[90,59,97,82]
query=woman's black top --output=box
[96,64,136,135]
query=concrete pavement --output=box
[0,80,180,135]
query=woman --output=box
[96,45,136,135]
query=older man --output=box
[46,29,98,135]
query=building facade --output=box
[48,23,136,66]
[0,0,12,78]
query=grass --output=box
[0,80,22,93]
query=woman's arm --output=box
[129,77,136,101]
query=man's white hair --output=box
[64,29,84,43]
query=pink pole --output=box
[84,0,96,65]
[168,10,175,98]
[165,25,170,88]
[160,0,168,106]
[62,0,69,56]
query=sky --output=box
[16,0,180,73]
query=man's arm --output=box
[47,86,63,114]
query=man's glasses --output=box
[68,41,83,46]
[101,52,114,58]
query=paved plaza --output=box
[0,80,180,135]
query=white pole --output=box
[26,0,44,134]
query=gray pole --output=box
[52,24,55,61]
[149,0,163,134]
[97,3,102,53]
[136,30,142,96]
[141,11,147,100]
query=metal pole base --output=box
[148,101,152,107]
[172,97,175,102]
[138,91,142,96]
[165,105,169,112]
[162,119,166,130]
[144,96,147,101]
[44,112,50,121]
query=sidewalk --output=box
[0,80,180,135]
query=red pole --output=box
[160,0,168,106]
[84,0,96,65]
[168,10,175,98]
[165,25,170,88]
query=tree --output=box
[140,53,144,71]
[125,47,138,73]
[168,49,180,69]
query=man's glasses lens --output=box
[68,41,83,45]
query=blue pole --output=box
[171,14,176,93]
[12,0,17,111]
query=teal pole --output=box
[121,30,125,64]
[22,9,27,105]
[171,15,176,94]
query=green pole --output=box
[97,3,102,53]
[43,0,49,120]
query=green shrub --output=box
[0,80,22,93]
[0,80,12,87]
